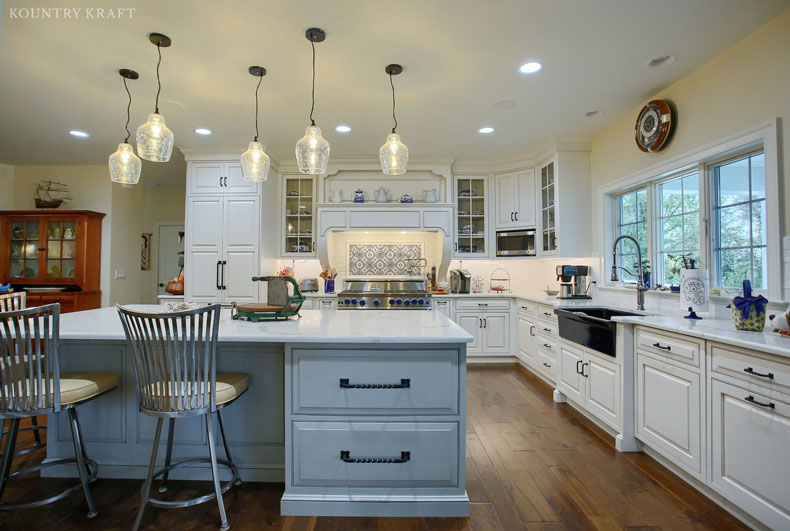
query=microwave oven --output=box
[496,229,536,257]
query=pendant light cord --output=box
[123,76,132,143]
[390,73,398,133]
[309,38,316,126]
[253,73,262,141]
[154,43,162,113]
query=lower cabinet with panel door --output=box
[454,311,509,357]
[557,339,622,432]
[516,302,537,367]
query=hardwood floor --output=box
[0,365,747,530]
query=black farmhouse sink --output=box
[554,307,643,357]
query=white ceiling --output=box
[0,0,787,187]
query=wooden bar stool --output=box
[0,303,119,515]
[0,292,46,457]
[117,304,248,531]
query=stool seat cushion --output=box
[142,372,250,408]
[60,372,121,405]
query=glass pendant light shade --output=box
[240,141,271,182]
[295,125,330,174]
[109,142,142,184]
[136,112,174,162]
[379,132,409,175]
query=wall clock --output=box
[634,99,675,152]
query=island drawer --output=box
[291,421,459,487]
[455,298,510,310]
[636,326,702,367]
[710,342,790,395]
[291,348,459,414]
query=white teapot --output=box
[374,187,391,203]
[331,189,343,203]
[423,188,438,203]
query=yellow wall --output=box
[0,165,14,209]
[139,188,186,303]
[590,9,790,250]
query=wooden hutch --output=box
[1,210,105,312]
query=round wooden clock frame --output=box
[634,99,675,152]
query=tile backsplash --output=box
[348,243,423,277]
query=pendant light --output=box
[240,66,271,182]
[136,33,174,162]
[109,69,142,184]
[380,64,408,175]
[295,28,330,175]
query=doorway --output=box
[154,221,185,300]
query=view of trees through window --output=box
[616,189,647,282]
[713,152,766,289]
[658,172,700,285]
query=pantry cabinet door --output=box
[585,352,621,430]
[222,196,259,303]
[186,198,223,302]
[454,312,482,354]
[188,163,225,195]
[515,169,536,227]
[224,163,259,194]
[558,342,584,404]
[494,172,517,229]
[482,312,510,354]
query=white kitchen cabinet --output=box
[188,161,258,195]
[494,169,535,229]
[282,174,316,257]
[316,297,336,311]
[557,339,621,431]
[454,312,483,354]
[454,308,509,357]
[636,352,704,479]
[434,298,453,320]
[453,175,489,257]
[185,195,259,304]
[537,159,557,254]
[710,378,790,530]
[516,311,536,366]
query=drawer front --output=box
[29,293,77,313]
[710,343,790,395]
[292,421,459,487]
[537,305,557,323]
[636,327,701,367]
[455,298,510,311]
[536,319,558,337]
[537,334,557,360]
[535,349,557,380]
[292,349,459,414]
[710,379,790,529]
[301,298,315,310]
[516,300,537,316]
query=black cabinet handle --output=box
[484,318,487,328]
[216,261,222,290]
[529,325,535,336]
[542,362,551,368]
[340,450,410,464]
[653,342,671,351]
[515,211,518,222]
[478,303,488,307]
[543,327,552,332]
[158,282,165,288]
[543,312,552,316]
[581,362,589,378]
[221,260,227,290]
[219,175,223,187]
[510,212,514,222]
[339,378,410,389]
[479,318,483,329]
[744,367,774,380]
[576,360,582,374]
[224,176,228,187]
[454,242,458,252]
[745,395,775,409]
[543,343,552,349]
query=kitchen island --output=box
[48,307,472,517]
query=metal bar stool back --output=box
[0,291,46,457]
[0,303,118,516]
[117,304,247,531]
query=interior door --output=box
[482,312,509,354]
[516,169,536,227]
[495,172,516,229]
[186,198,222,302]
[454,312,482,354]
[156,224,185,297]
[222,196,259,303]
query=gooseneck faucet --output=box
[611,234,648,311]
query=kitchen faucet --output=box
[611,234,648,311]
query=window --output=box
[712,152,766,289]
[657,172,700,285]
[615,188,647,282]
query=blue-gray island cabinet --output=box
[49,306,472,517]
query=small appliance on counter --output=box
[300,278,319,292]
[556,265,592,299]
[449,269,471,294]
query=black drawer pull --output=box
[745,395,775,409]
[542,362,551,368]
[652,342,671,351]
[543,343,552,349]
[543,327,552,332]
[543,312,552,316]
[339,378,410,389]
[340,450,410,463]
[744,367,774,380]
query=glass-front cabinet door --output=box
[282,175,315,256]
[9,220,40,279]
[454,175,488,257]
[539,160,557,254]
[45,220,77,279]
[8,218,78,282]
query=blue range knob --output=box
[389,298,395,304]
[351,299,358,304]
[411,299,418,305]
[373,299,380,306]
[418,299,425,304]
[404,300,411,306]
[344,299,351,305]
[359,300,366,306]
[396,299,402,304]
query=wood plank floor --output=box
[0,365,747,530]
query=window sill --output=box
[597,284,787,308]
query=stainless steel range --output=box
[337,278,432,310]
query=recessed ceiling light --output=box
[478,127,495,134]
[335,125,352,133]
[518,62,542,74]
[646,55,676,68]
[69,130,90,138]
[585,110,604,118]
[194,128,212,135]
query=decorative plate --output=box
[635,99,675,152]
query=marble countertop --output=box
[59,306,473,344]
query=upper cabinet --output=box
[494,169,536,230]
[453,175,489,257]
[282,174,316,257]
[538,159,557,254]
[188,162,259,195]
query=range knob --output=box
[418,299,425,305]
[359,300,366,306]
[373,299,380,306]
[351,299,358,305]
[343,299,351,305]
[404,300,411,306]
[389,298,395,304]
[411,298,418,305]
[396,299,402,305]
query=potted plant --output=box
[634,258,651,287]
